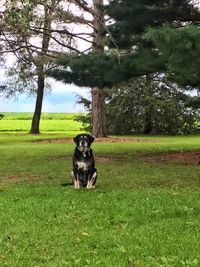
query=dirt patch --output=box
[141,151,200,166]
[47,151,200,165]
[33,137,160,143]
[95,155,123,163]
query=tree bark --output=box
[29,4,51,134]
[92,0,107,137]
[29,69,45,134]
[91,87,107,137]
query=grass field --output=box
[0,112,80,120]
[0,113,200,266]
[0,112,83,133]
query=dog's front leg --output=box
[74,179,80,189]
[71,171,80,189]
[86,172,97,189]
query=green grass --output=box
[1,112,81,120]
[0,112,83,133]
[0,119,82,132]
[0,133,200,266]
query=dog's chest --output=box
[76,161,89,171]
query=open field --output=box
[0,130,200,267]
[0,112,80,120]
[0,112,83,133]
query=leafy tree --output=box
[0,0,94,134]
[106,75,200,135]
[0,114,5,120]
[76,75,200,135]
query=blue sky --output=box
[0,70,90,113]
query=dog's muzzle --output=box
[78,141,89,152]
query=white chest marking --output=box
[77,161,88,171]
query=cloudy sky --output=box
[0,67,90,112]
[0,68,90,113]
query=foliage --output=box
[76,76,200,135]
[74,97,92,133]
[1,0,92,133]
[0,114,5,120]
[3,64,43,97]
[0,134,200,266]
[49,49,166,88]
[148,25,200,89]
[106,76,200,135]
[50,1,200,88]
[105,0,200,49]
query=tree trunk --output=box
[29,71,45,134]
[144,75,153,134]
[92,0,107,137]
[144,108,153,134]
[92,87,107,137]
[29,4,51,134]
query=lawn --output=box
[0,113,200,266]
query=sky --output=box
[0,64,91,113]
[0,67,90,112]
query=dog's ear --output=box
[73,135,79,145]
[89,135,95,144]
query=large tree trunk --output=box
[29,70,45,134]
[92,0,107,137]
[92,87,107,137]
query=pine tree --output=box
[49,0,200,136]
[51,0,200,88]
[148,25,200,90]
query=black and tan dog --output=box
[71,134,97,189]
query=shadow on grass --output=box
[61,182,73,187]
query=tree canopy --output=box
[148,25,200,89]
[50,0,200,88]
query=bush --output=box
[0,114,5,120]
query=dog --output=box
[71,134,97,189]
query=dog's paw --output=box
[74,180,80,189]
[86,184,95,189]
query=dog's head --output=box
[73,134,94,153]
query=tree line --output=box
[0,0,200,136]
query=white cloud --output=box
[49,78,91,97]
[0,83,90,112]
